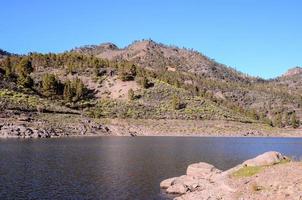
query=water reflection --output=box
[0,137,302,199]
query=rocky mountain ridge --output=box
[282,66,302,77]
[0,40,301,135]
[73,40,253,83]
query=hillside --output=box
[0,40,301,137]
[73,40,302,126]
[73,40,252,83]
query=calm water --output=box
[1,137,302,200]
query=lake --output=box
[1,137,302,200]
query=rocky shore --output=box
[1,111,302,138]
[160,151,302,200]
[0,112,111,138]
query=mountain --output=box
[271,66,302,97]
[71,40,302,125]
[72,40,254,83]
[282,67,302,77]
[76,40,302,118]
[0,40,301,137]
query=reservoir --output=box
[1,137,302,199]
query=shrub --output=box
[17,74,34,88]
[273,113,282,128]
[137,76,151,88]
[16,58,34,88]
[291,112,299,128]
[128,89,135,100]
[172,95,181,110]
[42,74,62,97]
[63,78,87,102]
[118,63,136,81]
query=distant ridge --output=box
[0,49,11,59]
[282,67,302,77]
[72,39,253,83]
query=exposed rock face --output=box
[73,40,249,82]
[0,124,60,138]
[0,119,111,138]
[160,152,298,200]
[282,66,302,77]
[186,162,222,179]
[242,151,287,167]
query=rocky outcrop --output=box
[242,151,287,167]
[282,66,302,77]
[0,119,111,138]
[160,152,293,200]
[0,123,61,138]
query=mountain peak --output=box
[283,67,302,77]
[126,39,159,50]
[0,49,11,56]
[72,42,118,55]
[98,42,118,50]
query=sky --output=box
[0,0,301,79]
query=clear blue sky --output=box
[0,0,301,79]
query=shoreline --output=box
[1,113,302,138]
[160,152,302,199]
[1,132,302,139]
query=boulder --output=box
[186,162,221,179]
[243,151,287,167]
[160,177,177,189]
[166,183,188,194]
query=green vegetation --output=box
[0,89,74,114]
[118,62,136,81]
[232,166,263,178]
[15,58,34,88]
[0,45,300,127]
[128,89,135,101]
[42,74,62,97]
[172,95,182,110]
[273,113,283,128]
[137,76,151,88]
[63,78,87,102]
[291,112,299,128]
[233,159,290,178]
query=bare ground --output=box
[231,162,302,200]
[1,111,302,138]
[103,118,302,137]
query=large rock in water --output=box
[186,162,221,179]
[160,151,290,199]
[166,183,188,194]
[160,177,177,189]
[243,151,287,167]
[160,163,222,195]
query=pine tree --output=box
[119,63,136,81]
[284,113,290,127]
[63,78,87,102]
[74,78,85,101]
[291,112,299,128]
[42,74,60,97]
[273,113,282,128]
[172,95,181,110]
[18,75,34,88]
[128,89,135,100]
[16,58,34,88]
[3,57,13,78]
[16,58,33,76]
[63,80,74,102]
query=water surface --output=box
[1,137,302,200]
